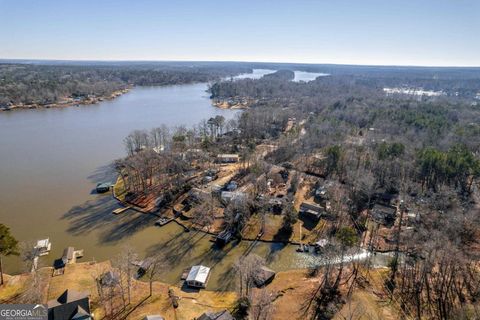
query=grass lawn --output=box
[113,176,127,202]
[46,261,236,320]
[0,274,29,302]
[334,268,399,320]
[1,262,400,320]
[259,269,321,320]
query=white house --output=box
[186,265,211,288]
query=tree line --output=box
[0,62,251,108]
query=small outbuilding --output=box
[197,310,234,320]
[61,247,74,266]
[142,316,165,320]
[99,270,120,287]
[254,266,276,287]
[135,257,155,276]
[216,229,233,247]
[186,265,211,288]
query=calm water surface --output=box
[293,71,330,82]
[0,70,380,290]
[0,83,235,273]
[233,69,276,79]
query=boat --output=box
[34,238,52,256]
[155,217,171,226]
[96,182,111,193]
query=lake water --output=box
[233,69,276,79]
[0,69,381,290]
[293,71,330,82]
[0,82,237,275]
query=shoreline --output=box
[0,87,131,112]
[211,98,254,110]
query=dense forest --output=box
[0,61,251,108]
[205,70,480,318]
[2,61,480,318]
[112,65,480,319]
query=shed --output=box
[99,271,120,287]
[216,230,233,247]
[143,316,165,320]
[135,257,155,276]
[197,310,234,320]
[62,247,75,265]
[186,265,211,288]
[254,266,276,287]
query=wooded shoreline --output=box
[0,88,131,112]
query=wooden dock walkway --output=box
[113,206,132,214]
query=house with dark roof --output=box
[299,202,325,221]
[47,289,92,320]
[371,203,397,227]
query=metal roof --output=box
[186,265,210,284]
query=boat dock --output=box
[31,238,52,272]
[113,206,131,214]
[155,217,174,226]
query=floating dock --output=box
[113,206,131,214]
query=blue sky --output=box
[0,0,479,66]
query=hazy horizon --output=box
[1,58,480,69]
[1,0,479,67]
